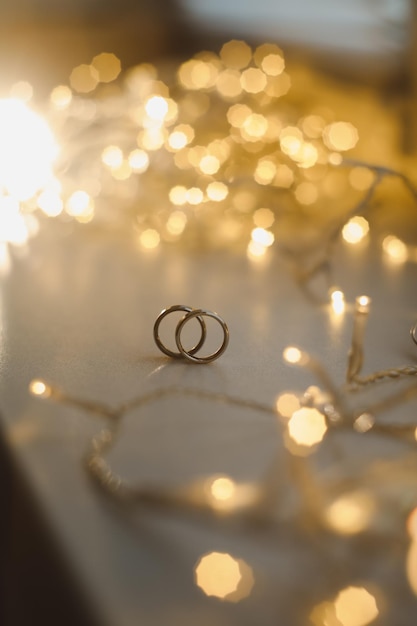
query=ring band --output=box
[175,309,229,363]
[153,305,207,358]
[411,322,417,346]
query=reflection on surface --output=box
[194,551,254,602]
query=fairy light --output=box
[382,235,408,263]
[330,289,345,315]
[275,392,301,419]
[29,379,52,398]
[70,64,99,93]
[102,146,123,169]
[287,407,328,447]
[333,586,379,626]
[139,228,160,249]
[128,149,149,173]
[342,216,370,244]
[325,490,375,535]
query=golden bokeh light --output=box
[240,68,267,94]
[287,407,328,447]
[220,40,252,69]
[207,475,237,505]
[254,159,276,185]
[128,149,149,173]
[206,181,228,202]
[216,70,243,99]
[169,185,188,206]
[275,393,301,418]
[382,235,408,263]
[37,190,64,217]
[145,95,169,122]
[166,210,187,236]
[253,208,274,228]
[29,379,52,398]
[295,182,318,205]
[91,52,121,83]
[247,240,268,260]
[323,121,359,151]
[186,187,204,205]
[139,228,160,249]
[356,295,371,312]
[0,98,58,203]
[334,586,379,626]
[50,85,72,109]
[325,490,375,535]
[198,155,220,175]
[70,64,99,93]
[194,552,254,602]
[349,167,375,190]
[102,145,123,169]
[283,346,304,365]
[66,190,93,217]
[342,216,370,244]
[330,289,345,315]
[251,227,274,247]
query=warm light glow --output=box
[349,167,374,190]
[274,164,294,187]
[102,145,123,169]
[216,70,243,99]
[227,103,252,127]
[342,216,369,244]
[194,552,253,602]
[70,64,99,93]
[407,538,417,595]
[169,185,188,206]
[254,160,276,184]
[91,52,121,83]
[206,181,228,201]
[198,155,220,175]
[333,586,379,626]
[166,210,187,236]
[139,228,160,249]
[37,190,64,217]
[251,227,274,247]
[323,121,359,151]
[261,53,285,76]
[241,113,268,140]
[220,40,252,69]
[128,149,149,173]
[276,393,300,418]
[407,508,417,538]
[209,476,237,502]
[186,187,204,205]
[353,413,375,433]
[253,208,274,228]
[50,85,72,109]
[66,190,93,217]
[288,407,328,447]
[0,98,58,202]
[356,295,371,313]
[29,379,52,398]
[295,182,318,205]
[325,490,375,535]
[247,240,267,260]
[283,346,304,364]
[145,96,169,121]
[0,197,30,245]
[382,235,408,263]
[240,68,267,94]
[168,124,194,150]
[330,289,345,315]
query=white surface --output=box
[1,222,417,625]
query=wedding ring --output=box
[411,321,417,346]
[153,305,207,358]
[175,308,229,363]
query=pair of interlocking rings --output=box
[153,305,229,363]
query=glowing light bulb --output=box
[29,380,52,398]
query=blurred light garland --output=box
[1,42,417,297]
